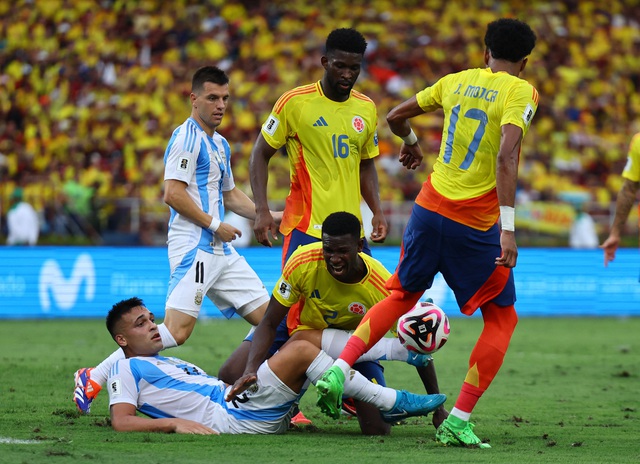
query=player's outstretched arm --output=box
[226,297,290,401]
[110,403,218,434]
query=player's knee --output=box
[166,325,190,345]
[284,340,319,362]
[355,402,391,436]
[240,300,268,326]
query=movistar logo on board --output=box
[39,254,96,311]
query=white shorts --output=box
[221,361,299,434]
[166,248,269,319]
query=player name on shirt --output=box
[453,83,499,102]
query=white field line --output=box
[0,437,44,444]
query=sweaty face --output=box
[115,306,163,357]
[322,233,364,283]
[191,82,229,134]
[321,50,363,101]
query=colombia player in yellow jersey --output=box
[601,132,640,267]
[318,19,538,448]
[224,212,448,435]
[250,28,387,265]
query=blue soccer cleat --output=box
[381,390,446,423]
[406,351,433,367]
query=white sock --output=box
[91,349,125,386]
[334,358,351,378]
[450,407,471,422]
[305,350,335,383]
[321,329,408,362]
[307,351,396,411]
[343,368,397,411]
[157,323,178,349]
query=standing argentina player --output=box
[73,66,280,413]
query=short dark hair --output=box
[325,28,367,55]
[106,297,145,338]
[191,66,229,93]
[322,212,361,240]
[484,18,536,63]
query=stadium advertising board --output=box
[0,247,638,318]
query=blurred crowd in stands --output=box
[1,0,639,245]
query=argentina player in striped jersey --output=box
[106,297,445,434]
[73,67,280,414]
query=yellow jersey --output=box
[261,81,379,238]
[415,68,539,229]
[622,133,640,182]
[271,242,391,333]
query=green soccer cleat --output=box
[381,390,446,423]
[315,366,345,419]
[435,416,492,449]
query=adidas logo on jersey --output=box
[313,116,328,127]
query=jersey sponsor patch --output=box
[263,115,280,136]
[177,157,190,172]
[523,103,534,126]
[348,302,366,315]
[110,378,121,396]
[278,281,292,299]
[352,116,365,133]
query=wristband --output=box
[400,128,418,145]
[208,216,221,232]
[499,206,515,232]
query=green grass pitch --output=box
[0,316,638,464]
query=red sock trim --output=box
[454,382,484,413]
[339,289,422,367]
[338,336,368,367]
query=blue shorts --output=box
[394,204,515,311]
[245,317,385,386]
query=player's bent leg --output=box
[350,361,390,434]
[353,400,391,435]
[267,340,320,394]
[162,308,198,345]
[241,300,268,326]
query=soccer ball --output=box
[397,301,450,354]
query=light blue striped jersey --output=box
[163,117,235,257]
[107,355,297,434]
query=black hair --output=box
[322,211,361,240]
[191,66,229,93]
[484,18,536,63]
[325,28,367,55]
[106,297,145,338]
